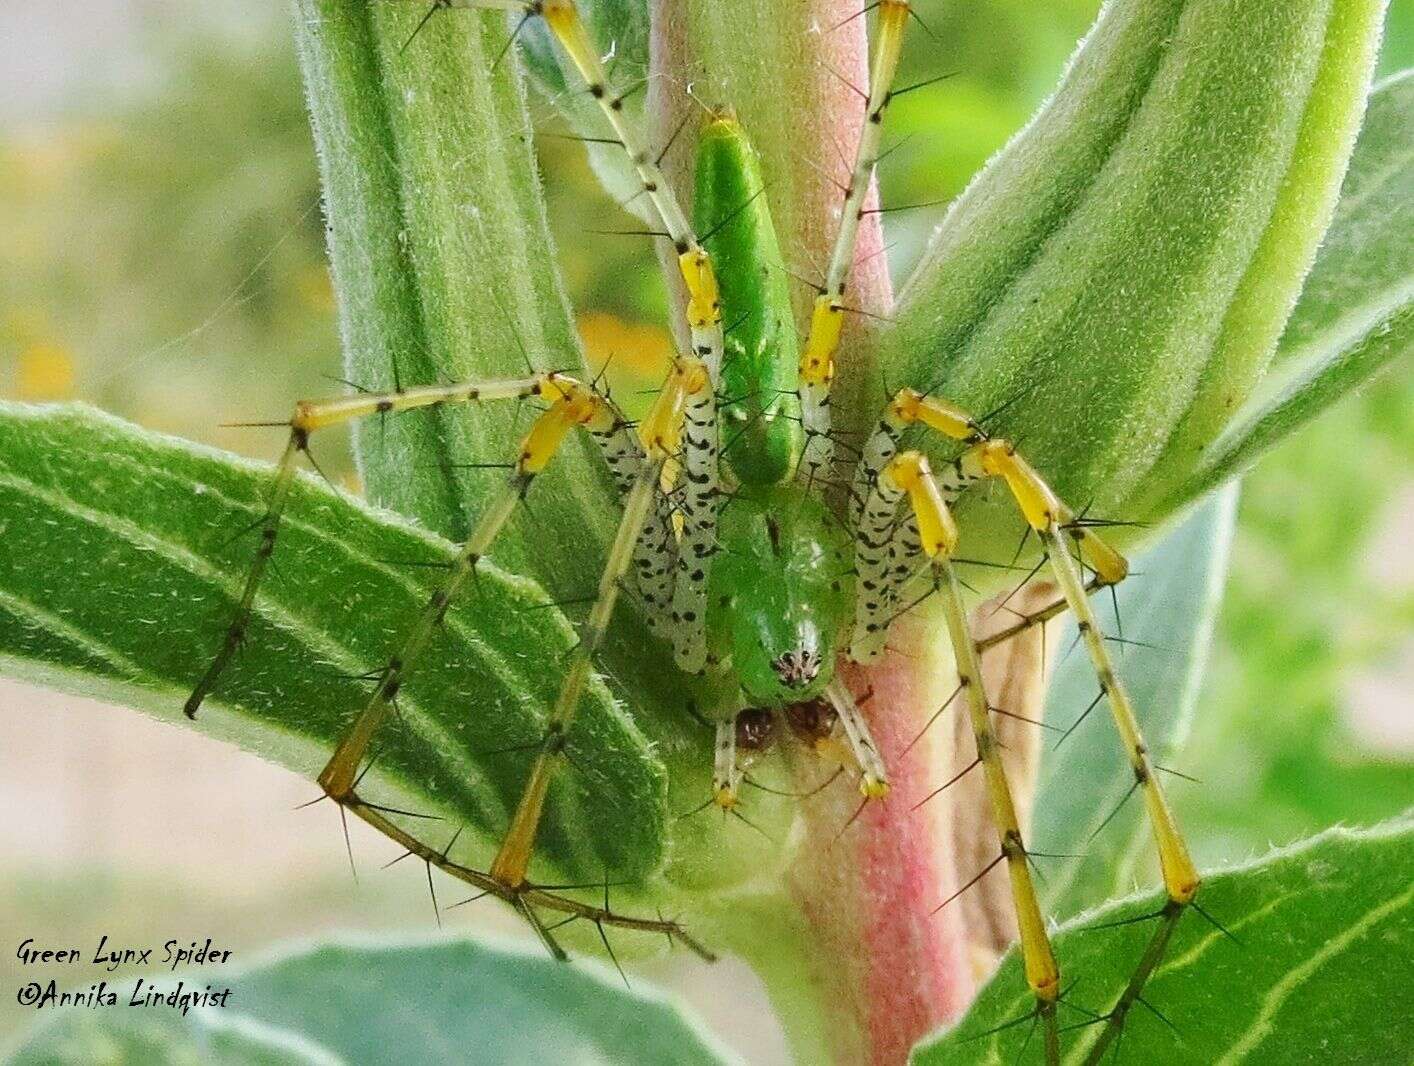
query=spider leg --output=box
[342,798,714,961]
[427,1,726,672]
[490,356,713,888]
[712,718,743,809]
[797,1,912,485]
[864,449,1062,1063]
[860,388,1200,1059]
[186,374,637,717]
[634,468,679,641]
[668,380,719,672]
[188,368,717,953]
[437,0,725,374]
[824,678,890,799]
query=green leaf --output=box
[1030,484,1238,919]
[878,0,1387,562]
[913,814,1414,1064]
[292,0,717,837]
[6,1011,329,1066]
[6,936,736,1066]
[1162,68,1414,508]
[0,402,666,887]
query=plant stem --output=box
[647,3,996,1059]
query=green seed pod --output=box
[875,0,1388,563]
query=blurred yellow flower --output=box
[296,264,336,314]
[5,308,76,401]
[16,342,77,401]
[576,311,671,381]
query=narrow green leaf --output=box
[292,0,721,851]
[295,0,611,566]
[7,936,736,1066]
[914,815,1414,1064]
[1031,484,1238,919]
[879,0,1386,563]
[1161,69,1414,508]
[0,402,665,885]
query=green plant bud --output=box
[876,0,1390,567]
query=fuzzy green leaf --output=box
[295,0,611,556]
[292,0,724,875]
[7,1011,327,1066]
[879,0,1387,562]
[6,936,735,1066]
[1162,68,1414,508]
[1031,485,1238,920]
[0,402,667,888]
[914,815,1414,1064]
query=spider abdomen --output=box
[694,108,803,487]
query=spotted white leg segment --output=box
[881,509,924,615]
[712,718,741,809]
[669,383,720,672]
[633,481,679,638]
[851,411,903,529]
[587,410,648,499]
[825,677,889,799]
[585,401,683,637]
[851,461,906,662]
[798,376,834,491]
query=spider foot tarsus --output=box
[315,769,715,963]
[1076,900,1189,1065]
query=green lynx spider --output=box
[184,2,1202,1061]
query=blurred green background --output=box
[0,0,1410,1056]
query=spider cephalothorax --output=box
[183,3,1204,1061]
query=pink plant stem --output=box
[649,3,980,1060]
[787,619,978,1064]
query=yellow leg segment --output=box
[861,389,1205,1052]
[186,374,604,718]
[871,414,1198,1056]
[436,0,725,374]
[969,444,1199,906]
[881,452,1061,1062]
[540,0,726,371]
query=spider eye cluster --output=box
[771,648,822,689]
